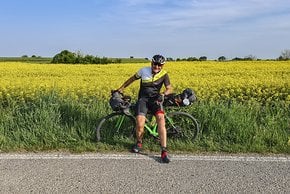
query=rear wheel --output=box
[96,112,136,143]
[166,112,199,143]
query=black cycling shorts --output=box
[135,97,164,116]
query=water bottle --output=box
[183,98,190,106]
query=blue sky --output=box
[1,0,290,59]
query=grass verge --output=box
[0,92,289,154]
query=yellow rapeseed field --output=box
[0,61,289,104]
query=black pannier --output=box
[181,88,197,105]
[164,88,197,107]
[109,91,131,111]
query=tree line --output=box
[18,49,290,64]
[51,49,290,63]
[51,50,122,64]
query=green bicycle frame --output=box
[143,114,176,138]
[144,114,177,137]
[165,114,176,128]
[144,123,159,137]
[115,115,127,131]
[115,113,176,138]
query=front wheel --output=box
[166,112,199,143]
[96,112,136,143]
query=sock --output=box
[161,146,167,152]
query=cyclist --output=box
[117,54,172,163]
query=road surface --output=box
[0,153,289,193]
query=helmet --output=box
[152,54,165,65]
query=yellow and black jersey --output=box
[134,67,170,98]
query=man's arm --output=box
[163,73,172,96]
[117,75,138,93]
[163,84,172,96]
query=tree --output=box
[232,57,242,61]
[187,57,198,61]
[279,49,290,60]
[244,55,257,61]
[101,57,111,64]
[52,50,76,63]
[115,58,122,63]
[218,56,226,61]
[199,56,207,61]
[82,55,95,64]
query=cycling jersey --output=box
[134,67,170,116]
[134,67,170,99]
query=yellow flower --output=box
[0,61,289,104]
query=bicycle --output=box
[96,94,199,144]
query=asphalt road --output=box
[0,153,289,193]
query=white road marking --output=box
[0,153,289,162]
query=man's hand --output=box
[157,93,165,104]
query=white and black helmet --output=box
[152,54,166,65]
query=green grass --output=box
[0,57,52,63]
[0,92,289,154]
[116,58,149,63]
[191,101,290,153]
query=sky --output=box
[1,0,290,59]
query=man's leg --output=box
[132,115,146,153]
[156,113,170,163]
[156,113,166,148]
[136,115,146,143]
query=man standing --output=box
[117,54,172,163]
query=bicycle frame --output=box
[141,113,178,139]
[115,115,128,131]
[109,96,187,141]
[114,112,169,139]
[144,123,159,138]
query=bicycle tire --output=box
[166,111,199,143]
[96,112,136,142]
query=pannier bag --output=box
[181,88,197,105]
[109,91,131,111]
[164,88,197,107]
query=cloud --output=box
[113,0,290,31]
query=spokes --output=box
[96,113,136,143]
[166,112,199,143]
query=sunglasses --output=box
[152,62,163,67]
